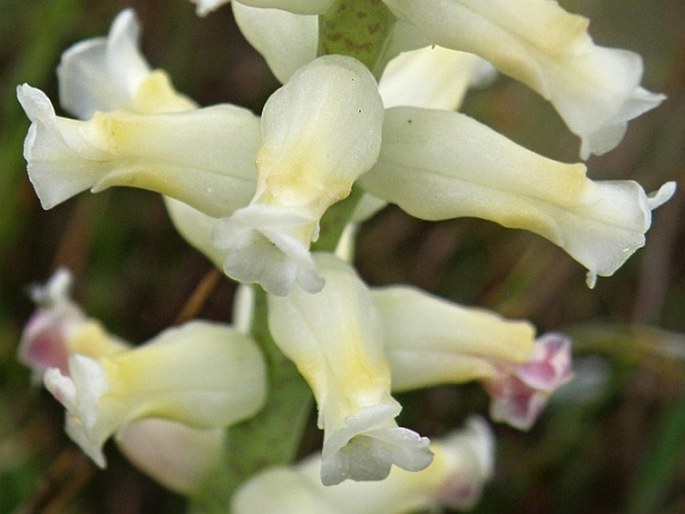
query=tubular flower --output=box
[44,320,267,468]
[231,417,494,513]
[57,9,195,118]
[212,55,384,296]
[18,268,127,381]
[16,84,258,216]
[372,286,572,429]
[359,107,676,287]
[221,0,665,159]
[267,253,432,485]
[18,270,238,492]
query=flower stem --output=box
[319,0,397,77]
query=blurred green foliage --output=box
[1,1,684,513]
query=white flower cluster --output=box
[16,1,672,509]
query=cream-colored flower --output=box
[267,253,432,485]
[17,84,258,216]
[373,286,573,429]
[18,270,240,492]
[234,0,665,158]
[212,55,384,295]
[231,417,494,513]
[44,320,267,468]
[57,9,194,117]
[359,107,676,287]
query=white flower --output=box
[57,9,195,118]
[359,107,676,287]
[17,84,258,216]
[235,0,665,158]
[372,286,573,429]
[231,417,494,513]
[212,55,384,295]
[44,320,267,467]
[267,253,432,485]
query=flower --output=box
[18,268,127,381]
[56,8,195,118]
[227,0,666,159]
[358,107,676,288]
[267,253,432,485]
[230,417,494,513]
[211,55,384,295]
[44,320,267,467]
[16,84,258,215]
[18,269,251,491]
[372,285,573,429]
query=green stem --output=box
[319,0,397,77]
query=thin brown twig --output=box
[173,268,222,325]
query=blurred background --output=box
[0,0,683,512]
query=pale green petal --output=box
[18,84,258,216]
[384,0,665,158]
[360,107,676,284]
[232,3,317,83]
[268,254,432,484]
[45,321,267,468]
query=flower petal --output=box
[232,3,318,83]
[268,253,432,484]
[379,46,494,110]
[116,419,225,494]
[372,285,536,391]
[384,0,665,157]
[57,9,194,118]
[45,321,267,467]
[360,107,676,285]
[17,84,258,215]
[213,55,383,294]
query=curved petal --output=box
[371,285,536,391]
[359,107,676,286]
[379,46,494,110]
[117,419,225,494]
[57,9,194,117]
[232,3,318,83]
[44,321,267,467]
[384,0,665,158]
[231,417,493,513]
[17,84,258,215]
[213,55,384,295]
[267,254,432,484]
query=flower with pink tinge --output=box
[486,333,574,430]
